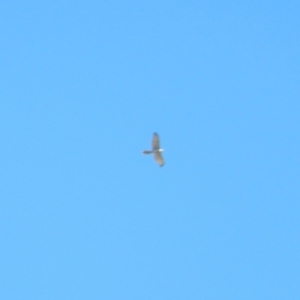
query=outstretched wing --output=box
[152,133,160,150]
[154,152,164,167]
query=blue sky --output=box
[1,1,299,299]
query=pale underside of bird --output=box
[143,132,164,167]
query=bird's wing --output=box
[154,152,164,167]
[152,133,160,150]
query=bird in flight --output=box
[143,132,165,167]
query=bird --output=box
[143,132,165,167]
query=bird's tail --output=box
[143,150,153,154]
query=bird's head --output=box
[159,148,164,152]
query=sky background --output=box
[1,1,299,299]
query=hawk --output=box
[143,132,165,167]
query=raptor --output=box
[143,132,165,167]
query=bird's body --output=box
[143,133,165,167]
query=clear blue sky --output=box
[1,1,299,299]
